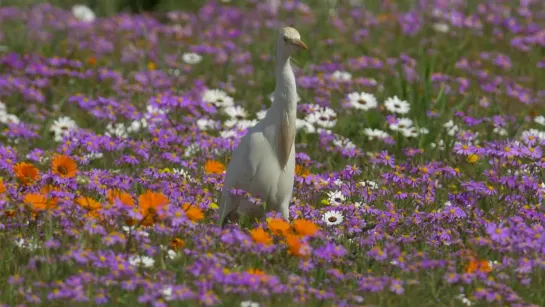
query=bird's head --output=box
[278,27,308,55]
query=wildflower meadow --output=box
[1,0,545,306]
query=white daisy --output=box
[419,127,430,134]
[241,301,260,307]
[256,109,268,120]
[401,126,419,138]
[162,286,174,301]
[237,119,258,130]
[327,190,346,205]
[306,107,337,128]
[389,118,414,132]
[197,118,217,131]
[331,70,352,82]
[384,96,410,114]
[203,89,234,108]
[220,129,238,139]
[323,210,344,226]
[0,113,20,125]
[224,105,248,120]
[363,128,390,140]
[105,122,128,139]
[347,91,378,111]
[50,116,78,142]
[182,52,203,65]
[432,23,450,33]
[333,135,356,150]
[296,118,316,133]
[534,115,545,126]
[128,255,155,268]
[443,120,459,136]
[493,127,508,136]
[430,139,445,150]
[72,5,96,23]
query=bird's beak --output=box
[292,39,308,50]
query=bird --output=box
[218,27,308,226]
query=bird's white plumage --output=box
[218,27,307,225]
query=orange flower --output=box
[51,155,77,178]
[14,162,39,185]
[466,259,492,274]
[249,228,273,246]
[0,178,6,194]
[5,209,15,218]
[76,196,101,211]
[107,189,134,207]
[247,268,266,275]
[267,218,291,236]
[88,56,97,65]
[204,160,225,174]
[286,234,310,258]
[138,190,169,226]
[295,164,310,177]
[182,203,204,222]
[23,192,57,213]
[292,219,319,237]
[170,238,185,250]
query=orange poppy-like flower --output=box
[5,209,15,218]
[138,190,169,226]
[292,219,319,237]
[88,56,97,65]
[249,228,273,246]
[465,259,492,274]
[14,162,40,185]
[204,160,225,174]
[267,218,291,236]
[51,155,78,178]
[107,189,135,207]
[182,203,204,222]
[76,196,101,211]
[23,192,58,213]
[286,234,310,258]
[295,165,310,177]
[170,238,185,250]
[0,178,6,194]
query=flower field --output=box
[1,0,545,306]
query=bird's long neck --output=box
[272,55,298,115]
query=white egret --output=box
[218,27,308,226]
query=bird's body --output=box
[218,27,307,226]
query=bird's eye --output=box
[283,37,288,42]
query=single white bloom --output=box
[333,136,356,149]
[347,91,378,111]
[240,301,260,307]
[432,23,450,33]
[162,286,173,301]
[327,190,346,206]
[202,89,234,108]
[296,118,316,133]
[364,128,389,140]
[224,105,248,119]
[384,96,410,114]
[389,118,413,131]
[306,107,337,128]
[72,5,96,23]
[331,70,352,82]
[323,210,344,226]
[50,116,78,142]
[182,52,203,65]
[256,109,268,120]
[534,115,545,126]
[401,127,419,138]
